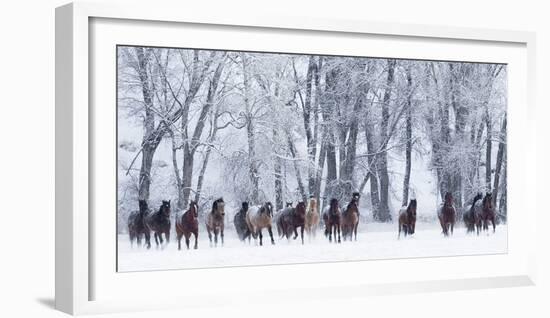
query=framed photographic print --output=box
[56,1,537,315]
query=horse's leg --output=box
[328,225,333,243]
[268,226,275,245]
[337,224,341,243]
[158,232,164,245]
[221,225,225,246]
[300,226,304,244]
[185,234,190,250]
[258,229,263,246]
[214,229,219,247]
[451,223,454,236]
[136,234,141,247]
[398,222,401,239]
[154,232,159,247]
[165,229,170,244]
[177,233,182,250]
[193,232,198,249]
[492,217,496,233]
[207,227,213,247]
[293,226,298,240]
[144,231,151,249]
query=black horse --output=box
[146,200,171,248]
[128,200,151,248]
[463,193,482,234]
[234,202,251,242]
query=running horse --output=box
[146,200,171,247]
[234,202,251,242]
[246,202,275,246]
[206,198,226,247]
[398,199,417,239]
[275,201,307,244]
[323,198,341,243]
[479,192,496,233]
[305,197,320,240]
[341,192,360,241]
[176,201,199,250]
[127,199,151,248]
[438,192,456,237]
[463,193,482,234]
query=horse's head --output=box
[212,198,225,217]
[189,201,199,218]
[444,192,453,206]
[352,192,361,203]
[329,198,339,215]
[295,201,306,216]
[408,199,417,218]
[483,192,493,210]
[308,197,317,210]
[474,192,483,202]
[285,202,293,208]
[138,200,148,214]
[160,200,171,217]
[241,201,249,212]
[263,202,274,217]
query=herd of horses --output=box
[126,191,498,250]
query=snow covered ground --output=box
[117,222,507,272]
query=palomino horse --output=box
[438,192,456,237]
[341,192,360,241]
[463,193,482,234]
[305,197,320,240]
[175,201,199,250]
[146,200,171,247]
[478,192,496,233]
[234,202,251,242]
[323,198,341,243]
[398,199,417,239]
[206,198,225,247]
[246,202,275,246]
[275,201,307,244]
[128,199,151,248]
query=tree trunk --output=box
[485,108,492,192]
[241,53,260,204]
[273,129,284,211]
[135,47,156,201]
[492,114,507,206]
[402,66,413,206]
[287,134,307,203]
[376,59,396,222]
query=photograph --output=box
[116,45,508,272]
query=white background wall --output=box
[0,0,547,317]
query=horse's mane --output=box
[471,193,483,210]
[407,199,417,215]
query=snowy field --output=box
[117,222,507,272]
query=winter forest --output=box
[117,45,507,271]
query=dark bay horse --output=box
[246,202,275,246]
[176,201,199,250]
[479,192,496,233]
[128,199,151,248]
[234,202,251,242]
[463,193,482,234]
[323,198,341,243]
[341,192,360,241]
[398,199,417,239]
[276,201,307,244]
[438,192,456,237]
[206,198,226,247]
[146,200,171,247]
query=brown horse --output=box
[341,192,360,241]
[398,199,417,239]
[145,200,171,247]
[246,202,275,246]
[438,192,456,237]
[323,198,341,243]
[275,201,306,244]
[463,193,482,234]
[479,192,496,233]
[305,197,320,240]
[206,198,225,247]
[176,201,199,250]
[128,199,151,248]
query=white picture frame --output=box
[55,1,537,315]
